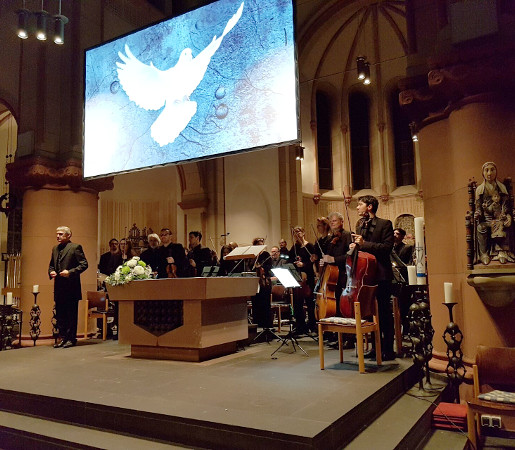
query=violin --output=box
[339,212,378,318]
[166,262,178,278]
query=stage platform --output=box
[0,337,420,449]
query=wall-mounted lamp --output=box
[410,122,418,142]
[295,145,304,161]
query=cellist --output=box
[351,195,395,361]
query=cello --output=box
[339,212,378,318]
[311,224,339,320]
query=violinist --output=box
[352,195,395,361]
[157,228,189,278]
[187,231,215,277]
[312,217,332,263]
[251,239,273,328]
[289,226,317,334]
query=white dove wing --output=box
[116,45,167,111]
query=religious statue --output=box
[473,162,514,265]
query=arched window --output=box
[390,89,415,187]
[349,92,371,190]
[316,92,333,190]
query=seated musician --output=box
[187,231,215,277]
[157,228,189,278]
[289,226,317,334]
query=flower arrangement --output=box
[105,256,153,286]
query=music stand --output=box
[226,245,267,274]
[270,267,309,357]
[201,266,219,277]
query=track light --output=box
[357,56,366,80]
[295,146,304,161]
[410,122,418,142]
[363,62,371,85]
[16,8,30,39]
[35,9,49,40]
[53,14,68,44]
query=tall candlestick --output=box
[444,282,454,303]
[6,292,13,305]
[33,285,39,294]
[414,217,426,284]
[407,265,417,285]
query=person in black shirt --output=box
[187,231,214,277]
[290,226,316,334]
[98,238,122,276]
[278,238,290,262]
[157,228,189,278]
[140,233,161,276]
[393,228,413,265]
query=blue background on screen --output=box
[84,0,297,178]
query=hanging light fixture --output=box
[34,1,49,41]
[53,0,68,45]
[295,145,304,161]
[363,62,371,85]
[15,4,30,39]
[357,56,367,81]
[409,122,418,142]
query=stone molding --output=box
[6,156,114,193]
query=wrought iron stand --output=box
[29,292,41,346]
[442,302,466,403]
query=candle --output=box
[444,282,454,303]
[414,217,427,285]
[6,292,13,305]
[407,266,417,285]
[33,285,39,293]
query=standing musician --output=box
[320,212,353,306]
[187,231,215,276]
[312,217,332,264]
[157,228,189,278]
[289,226,317,334]
[351,195,395,361]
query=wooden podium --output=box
[107,277,258,362]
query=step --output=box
[345,379,447,450]
[420,429,468,450]
[0,410,188,450]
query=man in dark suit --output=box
[393,228,413,265]
[352,195,395,360]
[49,226,88,348]
[98,238,122,276]
[157,228,189,278]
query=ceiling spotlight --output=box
[410,122,418,142]
[363,62,371,85]
[357,56,366,81]
[53,14,68,44]
[16,8,30,39]
[295,145,304,161]
[35,9,49,40]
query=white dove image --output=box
[116,2,244,147]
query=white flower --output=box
[132,256,140,261]
[114,272,120,281]
[133,265,145,275]
[126,259,137,268]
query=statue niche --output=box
[466,161,515,268]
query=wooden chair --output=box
[84,291,112,340]
[318,299,382,374]
[467,346,515,449]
